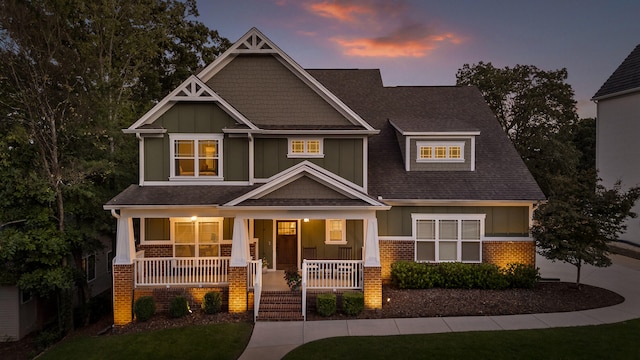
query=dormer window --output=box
[288,138,324,158]
[417,141,464,162]
[169,134,223,180]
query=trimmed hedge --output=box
[133,296,156,322]
[316,293,337,317]
[391,261,539,290]
[169,296,190,318]
[202,291,223,314]
[342,292,364,316]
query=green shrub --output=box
[316,293,336,317]
[504,263,540,289]
[169,296,191,318]
[342,292,364,316]
[391,261,439,289]
[392,261,512,290]
[133,296,156,322]
[202,291,223,314]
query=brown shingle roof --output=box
[307,69,545,201]
[104,185,258,207]
[593,43,640,99]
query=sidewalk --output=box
[239,254,640,360]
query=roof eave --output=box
[592,86,640,101]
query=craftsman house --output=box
[105,28,544,325]
[593,43,640,245]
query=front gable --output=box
[224,161,387,208]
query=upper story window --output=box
[169,134,223,180]
[417,141,464,162]
[82,253,96,282]
[288,138,324,158]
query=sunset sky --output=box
[196,0,640,119]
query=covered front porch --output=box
[109,208,383,325]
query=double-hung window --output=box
[325,219,346,244]
[288,138,323,158]
[171,217,222,257]
[417,141,464,162]
[413,214,484,262]
[170,134,223,179]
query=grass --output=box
[284,319,640,360]
[38,322,253,360]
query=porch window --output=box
[171,217,222,257]
[287,138,324,158]
[169,134,223,179]
[413,214,484,263]
[325,219,347,245]
[82,253,96,282]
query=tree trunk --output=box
[575,261,582,288]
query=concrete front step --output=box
[257,291,304,321]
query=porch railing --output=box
[134,257,230,287]
[248,259,263,322]
[302,259,364,289]
[301,259,364,320]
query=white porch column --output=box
[230,217,250,266]
[114,215,136,265]
[364,217,381,266]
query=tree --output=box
[0,0,229,331]
[531,176,640,287]
[456,62,579,196]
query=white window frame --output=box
[412,214,485,263]
[287,138,324,158]
[82,253,97,282]
[416,141,465,163]
[170,217,224,257]
[140,218,171,245]
[169,134,223,180]
[325,219,347,245]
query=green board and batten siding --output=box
[254,138,364,186]
[377,206,530,237]
[143,103,248,181]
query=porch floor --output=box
[262,270,289,291]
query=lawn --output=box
[284,319,640,359]
[38,322,253,360]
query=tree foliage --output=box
[456,62,579,196]
[532,177,640,286]
[0,0,229,331]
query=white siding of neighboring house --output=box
[0,286,21,341]
[596,91,640,245]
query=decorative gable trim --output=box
[124,76,258,133]
[197,27,377,132]
[223,161,386,208]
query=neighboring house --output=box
[0,237,112,341]
[593,43,640,246]
[105,28,544,325]
[0,286,38,341]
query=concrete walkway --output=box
[239,254,640,360]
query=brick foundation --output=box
[228,266,248,313]
[363,266,382,309]
[380,240,414,281]
[113,264,134,325]
[482,241,536,268]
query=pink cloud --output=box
[307,1,375,23]
[333,24,464,58]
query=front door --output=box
[276,220,297,270]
